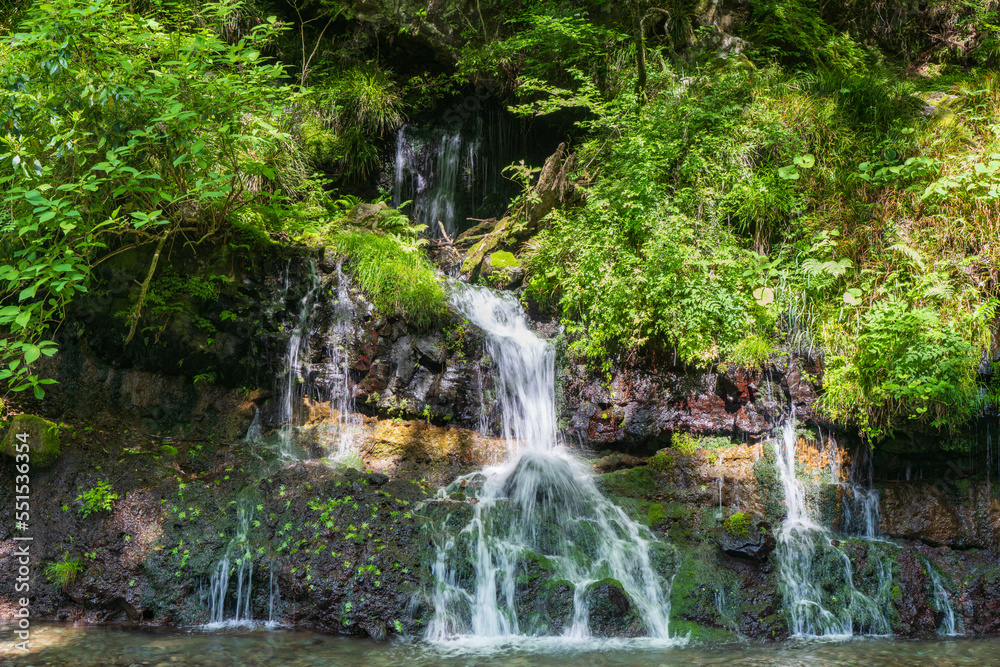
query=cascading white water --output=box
[206,506,254,627]
[326,259,362,459]
[244,408,262,442]
[426,285,676,644]
[394,129,472,239]
[839,440,882,541]
[921,557,962,636]
[773,418,890,637]
[276,262,322,459]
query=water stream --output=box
[773,418,891,637]
[425,285,676,643]
[276,262,322,459]
[204,504,255,628]
[392,114,524,240]
[921,557,961,636]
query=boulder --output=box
[1,414,61,468]
[716,513,775,561]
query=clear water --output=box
[2,624,997,667]
[424,285,675,642]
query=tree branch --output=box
[123,233,168,345]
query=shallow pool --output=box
[2,624,997,666]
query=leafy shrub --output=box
[76,480,118,518]
[303,65,403,177]
[821,301,981,440]
[0,0,293,397]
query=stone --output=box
[1,414,61,468]
[716,514,775,561]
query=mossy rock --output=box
[1,414,61,468]
[489,250,521,268]
[723,511,754,537]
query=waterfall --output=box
[715,477,724,520]
[205,505,255,627]
[276,261,322,459]
[392,114,524,240]
[268,562,281,625]
[921,557,961,636]
[773,418,891,637]
[244,408,262,442]
[325,259,362,460]
[394,128,469,239]
[841,442,881,540]
[425,285,676,643]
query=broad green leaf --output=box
[793,153,815,169]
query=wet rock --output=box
[879,481,1000,550]
[716,514,775,561]
[586,580,639,637]
[592,452,645,473]
[364,472,389,488]
[360,419,505,485]
[562,357,823,448]
[1,414,61,468]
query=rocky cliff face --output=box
[3,245,1000,641]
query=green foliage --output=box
[671,432,733,455]
[822,301,982,440]
[331,230,446,328]
[45,553,83,589]
[727,335,775,369]
[747,0,868,70]
[303,65,403,177]
[457,7,628,102]
[0,0,294,397]
[76,480,119,518]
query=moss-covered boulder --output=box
[717,512,775,561]
[1,414,61,468]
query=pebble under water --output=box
[3,624,1000,667]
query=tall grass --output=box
[331,230,447,328]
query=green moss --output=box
[489,250,521,268]
[1,414,61,468]
[647,503,667,526]
[598,465,659,499]
[753,445,785,525]
[647,452,674,472]
[723,512,754,537]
